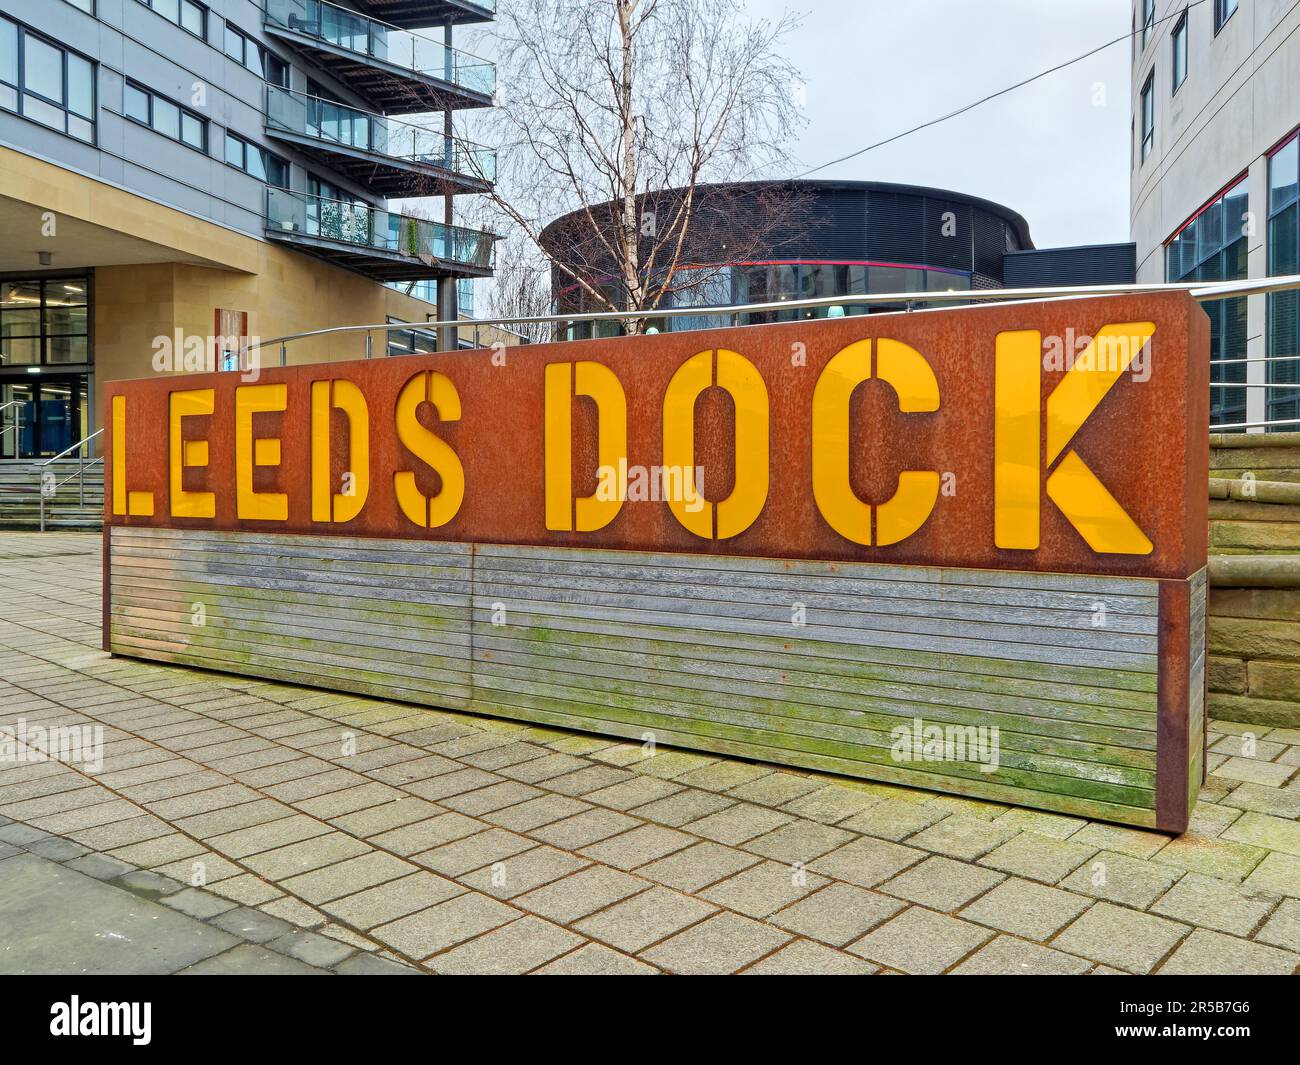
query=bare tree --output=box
[487,0,806,334]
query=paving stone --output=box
[634,841,762,893]
[1243,851,1300,898]
[531,809,641,849]
[205,872,284,907]
[211,905,298,944]
[179,944,328,975]
[990,808,1088,840]
[683,803,795,846]
[584,775,683,811]
[533,942,659,975]
[580,824,695,870]
[0,852,239,975]
[330,797,443,837]
[880,855,1005,911]
[116,869,185,899]
[440,781,545,817]
[847,906,993,975]
[1158,928,1298,975]
[976,831,1096,884]
[809,835,925,888]
[724,772,822,807]
[1059,849,1181,908]
[161,886,240,919]
[698,859,827,918]
[1053,902,1189,974]
[321,872,464,929]
[741,939,878,975]
[907,814,1019,861]
[1256,899,1300,952]
[514,866,650,924]
[951,935,1092,975]
[335,952,423,975]
[674,761,773,793]
[741,819,855,864]
[206,815,332,859]
[281,851,414,905]
[1062,820,1169,859]
[628,789,734,827]
[243,833,372,880]
[483,794,590,833]
[26,835,89,861]
[268,929,357,968]
[574,886,716,953]
[429,915,584,974]
[370,813,480,855]
[840,798,946,841]
[412,829,536,877]
[458,845,589,899]
[769,882,905,947]
[1220,782,1300,820]
[958,877,1091,941]
[544,766,636,797]
[1212,757,1295,788]
[371,891,517,959]
[640,911,790,974]
[1149,833,1268,882]
[1150,872,1277,936]
[782,784,881,824]
[1220,811,1300,858]
[0,822,53,846]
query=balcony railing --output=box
[266,0,496,97]
[266,187,495,270]
[265,85,495,184]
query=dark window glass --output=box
[266,54,290,88]
[1215,0,1239,32]
[1140,75,1154,161]
[1172,12,1188,91]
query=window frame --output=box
[1215,0,1239,35]
[135,0,208,42]
[1141,0,1155,49]
[0,18,97,144]
[1171,10,1188,94]
[225,130,290,189]
[223,22,264,77]
[122,78,208,154]
[1140,73,1155,162]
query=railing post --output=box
[365,333,373,359]
[78,447,84,507]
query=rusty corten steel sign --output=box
[105,293,1207,579]
[103,292,1211,833]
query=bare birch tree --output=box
[486,0,806,333]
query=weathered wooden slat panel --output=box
[109,528,1164,824]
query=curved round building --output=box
[541,179,1046,337]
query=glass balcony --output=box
[266,187,496,275]
[266,86,495,190]
[265,0,496,101]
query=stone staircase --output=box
[1208,433,1300,727]
[0,459,104,530]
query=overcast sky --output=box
[742,0,1134,248]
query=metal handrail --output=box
[250,273,1300,358]
[36,428,104,531]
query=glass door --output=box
[0,374,87,458]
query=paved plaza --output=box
[0,532,1298,975]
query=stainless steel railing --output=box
[36,428,104,532]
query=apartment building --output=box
[1130,0,1300,431]
[0,0,500,459]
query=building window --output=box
[1215,0,1239,33]
[266,54,290,89]
[224,23,264,77]
[0,17,95,142]
[1141,0,1155,48]
[66,0,94,13]
[1167,177,1250,427]
[136,0,207,40]
[1267,133,1300,431]
[1140,74,1154,161]
[386,317,438,356]
[225,131,289,188]
[124,81,206,151]
[1172,11,1188,92]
